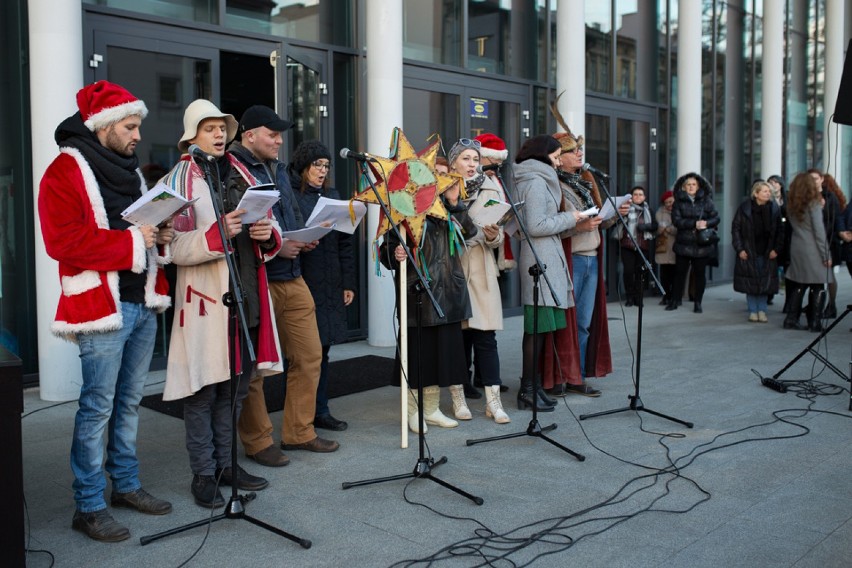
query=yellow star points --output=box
[350,128,462,244]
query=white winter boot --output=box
[485,385,511,424]
[423,385,458,428]
[407,388,426,434]
[448,385,473,420]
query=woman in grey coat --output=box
[513,135,583,411]
[783,173,833,332]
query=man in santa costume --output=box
[39,81,173,542]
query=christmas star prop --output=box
[351,128,462,244]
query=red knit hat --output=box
[77,81,148,132]
[660,190,674,203]
[474,133,509,161]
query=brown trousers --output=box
[238,277,322,452]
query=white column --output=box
[761,0,784,178]
[824,0,845,177]
[555,0,585,136]
[676,0,702,175]
[30,0,85,401]
[365,0,402,347]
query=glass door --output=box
[88,20,282,367]
[586,101,658,300]
[285,46,328,149]
[403,69,530,312]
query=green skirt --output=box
[523,305,566,334]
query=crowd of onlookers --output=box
[617,169,849,329]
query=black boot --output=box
[807,289,826,332]
[665,296,678,311]
[517,377,554,412]
[537,384,557,406]
[783,286,806,330]
[463,380,482,399]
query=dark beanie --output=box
[291,140,331,174]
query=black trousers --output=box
[673,255,709,304]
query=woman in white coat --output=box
[448,138,510,424]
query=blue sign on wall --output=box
[470,97,489,119]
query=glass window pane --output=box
[785,0,809,180]
[105,46,212,359]
[83,0,218,25]
[467,0,547,80]
[287,56,322,148]
[402,88,459,152]
[586,1,612,94]
[225,0,355,47]
[0,0,34,371]
[403,0,462,66]
[615,0,662,102]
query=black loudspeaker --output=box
[833,40,852,125]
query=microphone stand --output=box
[466,167,585,461]
[341,159,483,506]
[578,172,693,428]
[141,156,310,548]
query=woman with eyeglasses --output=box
[289,140,356,432]
[513,135,586,411]
[448,137,510,425]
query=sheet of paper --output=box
[236,184,279,224]
[121,182,197,227]
[598,195,632,221]
[581,206,600,216]
[467,195,512,227]
[304,197,367,234]
[281,225,335,242]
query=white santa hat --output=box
[77,81,148,132]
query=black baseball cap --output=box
[239,105,294,133]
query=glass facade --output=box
[9,0,851,383]
[226,0,355,47]
[403,0,463,66]
[0,0,35,376]
[83,0,219,24]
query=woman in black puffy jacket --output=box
[665,172,720,313]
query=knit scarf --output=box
[56,112,142,231]
[557,169,595,210]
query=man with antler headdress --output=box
[540,95,630,397]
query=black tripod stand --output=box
[141,156,310,549]
[768,304,851,411]
[579,174,693,428]
[467,265,585,460]
[466,167,584,460]
[341,158,482,505]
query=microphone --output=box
[760,377,788,393]
[481,163,502,173]
[339,148,380,162]
[582,162,609,179]
[187,144,216,163]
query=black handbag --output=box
[696,210,719,245]
[697,227,719,245]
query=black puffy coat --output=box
[731,198,783,295]
[291,173,356,346]
[671,173,720,258]
[379,199,476,327]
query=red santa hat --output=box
[474,133,509,161]
[77,81,148,132]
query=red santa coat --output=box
[38,147,171,340]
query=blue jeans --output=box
[746,295,768,313]
[71,302,157,513]
[572,254,598,378]
[746,256,768,313]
